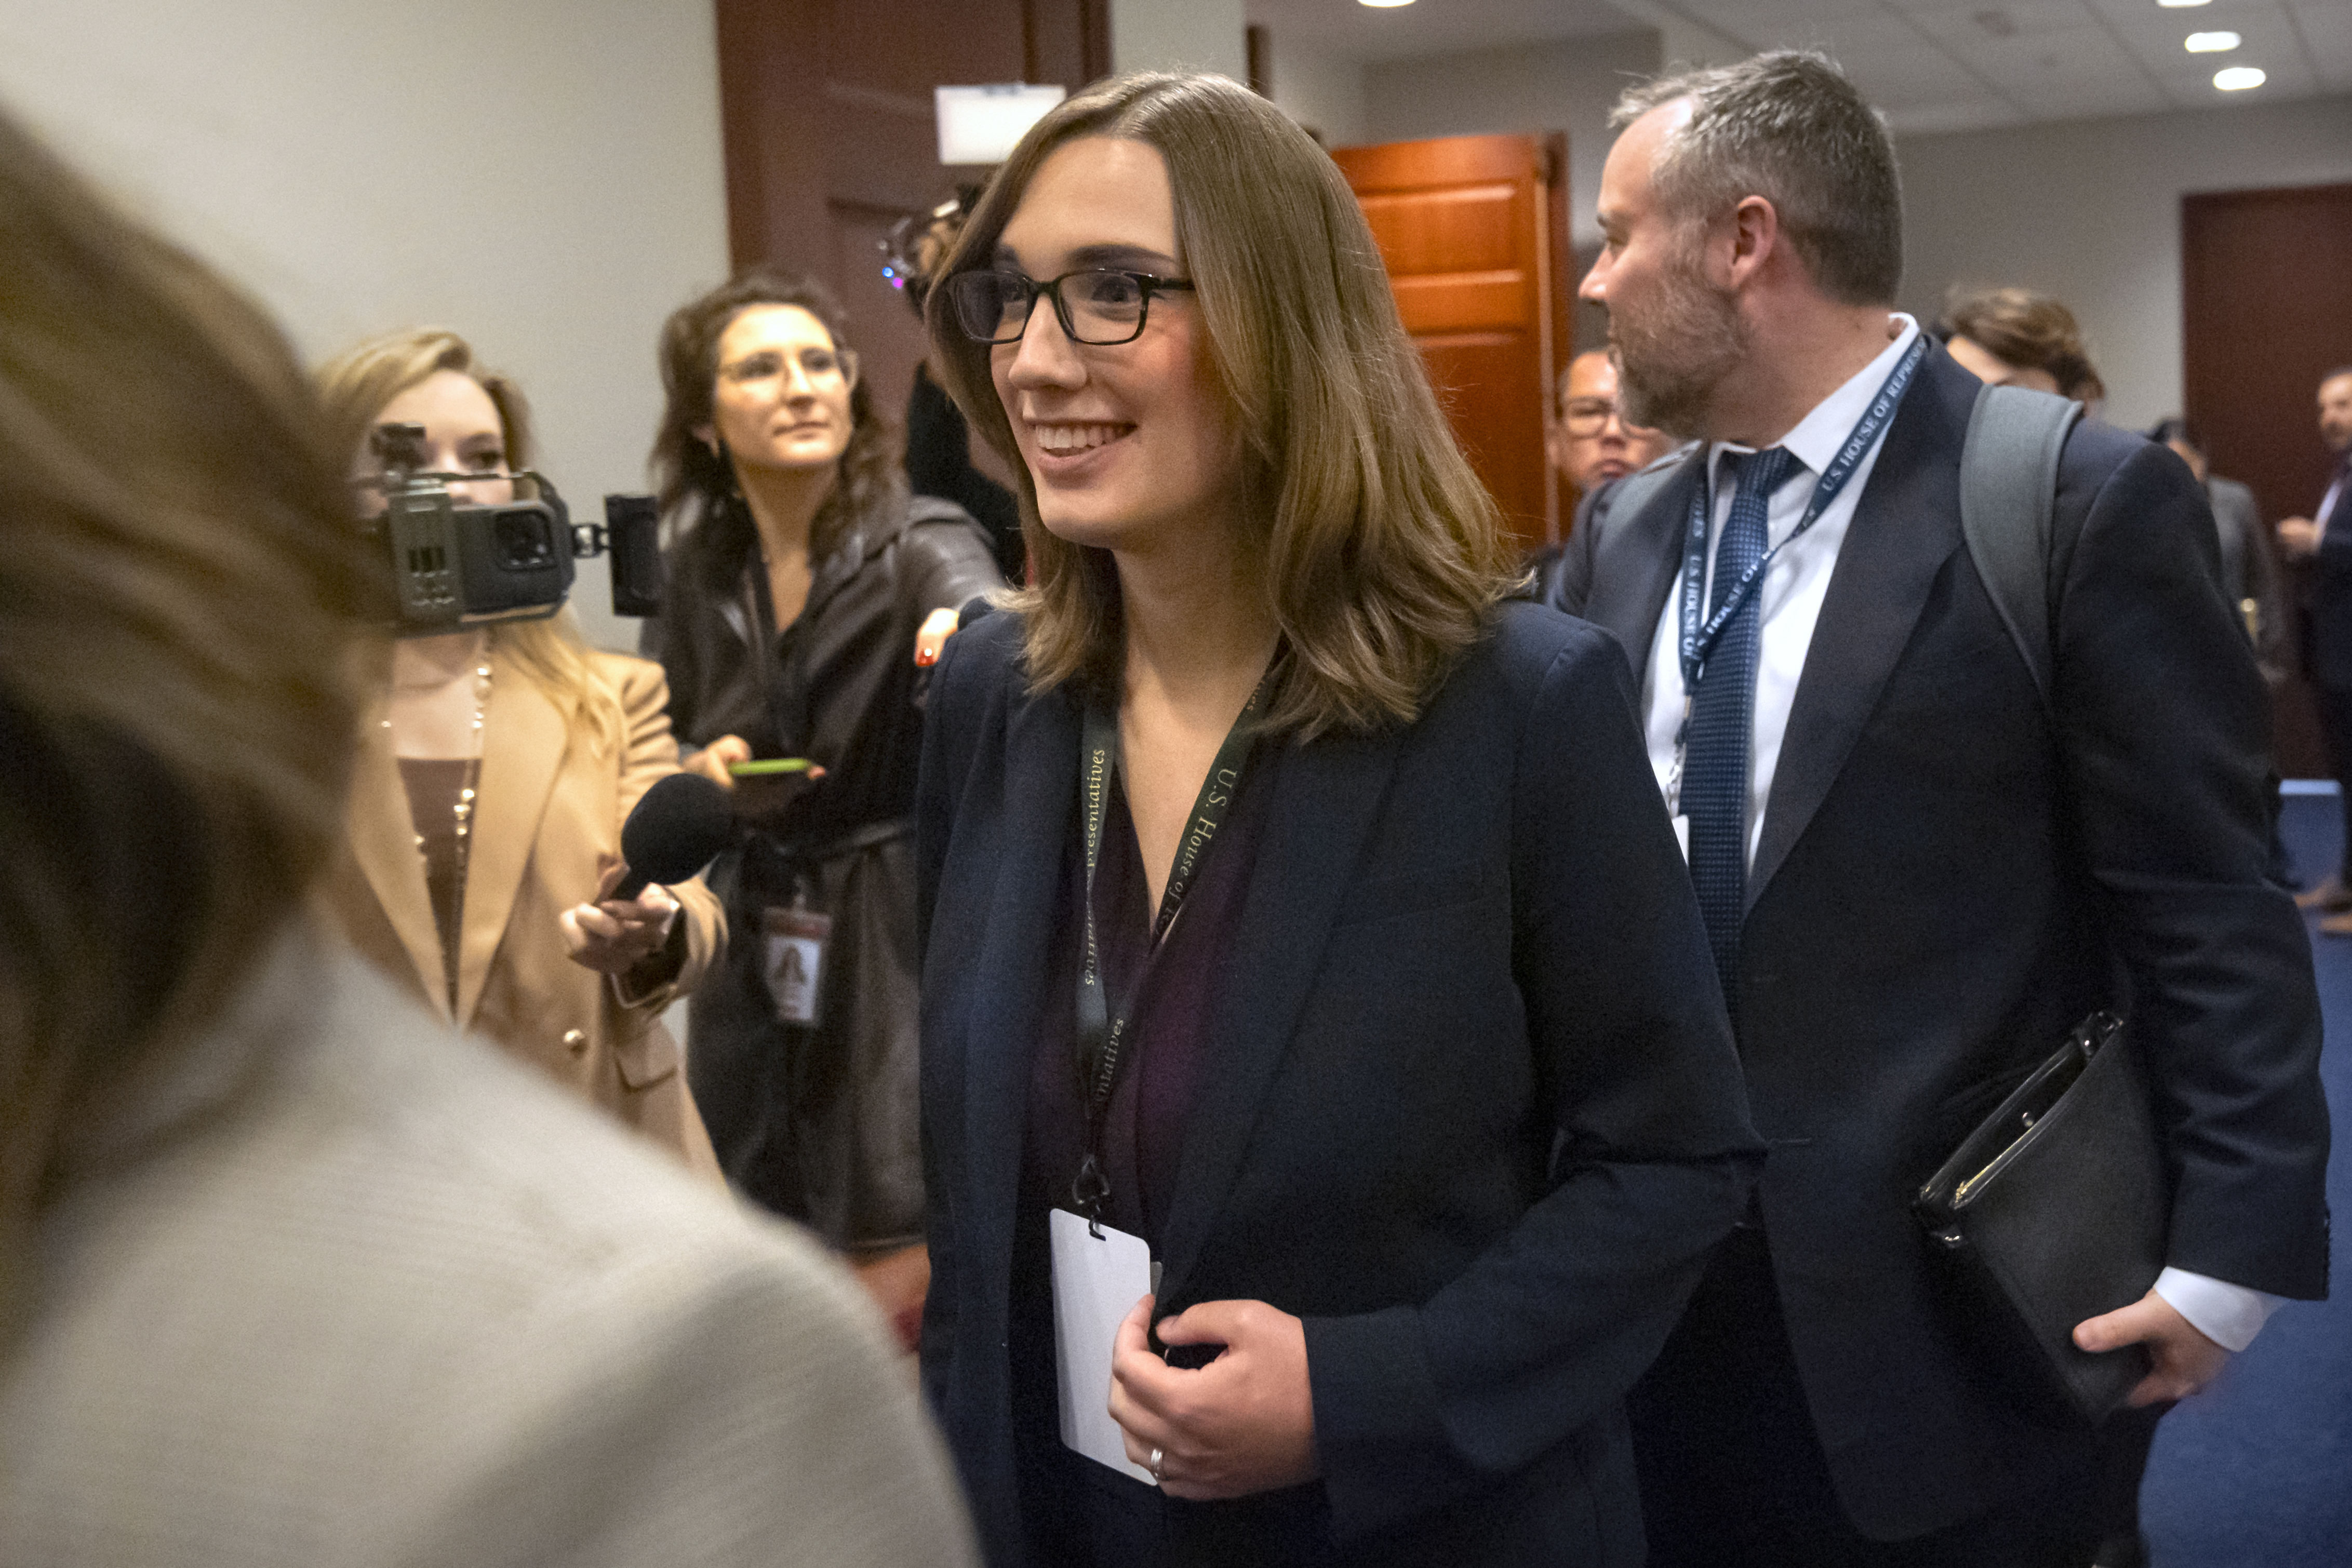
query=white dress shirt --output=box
[1636,314,2281,1355]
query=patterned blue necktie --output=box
[1684,446,1800,999]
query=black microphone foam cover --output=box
[613,772,734,900]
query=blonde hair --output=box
[926,72,1516,739]
[0,105,376,1325]
[315,328,621,754]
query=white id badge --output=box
[1672,814,1691,861]
[1047,1208,1157,1482]
[759,906,830,1025]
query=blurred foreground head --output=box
[1938,286,2102,404]
[0,104,375,1268]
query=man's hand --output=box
[2074,1286,2230,1406]
[1108,1296,1319,1500]
[2277,515,2321,560]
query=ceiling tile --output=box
[2076,0,2290,28]
[2105,7,2310,75]
[1940,22,2161,90]
[2152,48,2322,104]
[1900,0,2107,45]
[2288,0,2352,90]
[1675,1,1902,51]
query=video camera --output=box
[360,422,664,636]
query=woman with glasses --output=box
[642,270,1001,1347]
[315,330,725,1173]
[916,72,1759,1566]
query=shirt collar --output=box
[1709,313,1921,482]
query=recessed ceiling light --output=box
[2185,30,2241,52]
[2158,0,2211,8]
[1359,0,1415,8]
[2214,65,2267,90]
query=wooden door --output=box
[716,0,1109,427]
[2183,182,2352,776]
[1330,132,1572,551]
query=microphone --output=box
[611,772,733,901]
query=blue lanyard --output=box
[1676,333,1927,693]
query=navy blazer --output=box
[1548,343,2332,1539]
[2300,460,2352,687]
[915,602,1762,1566]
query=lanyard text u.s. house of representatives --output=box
[1662,334,1928,836]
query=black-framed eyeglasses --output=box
[1560,396,1661,438]
[944,268,1196,346]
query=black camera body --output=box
[363,423,663,635]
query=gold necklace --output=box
[385,656,491,1009]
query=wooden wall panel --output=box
[2183,182,2352,776]
[715,0,1108,425]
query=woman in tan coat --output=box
[315,330,725,1170]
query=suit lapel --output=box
[345,708,452,1023]
[1747,352,1974,910]
[1155,722,1404,1303]
[1586,448,1705,672]
[959,680,1079,1286]
[457,649,568,1027]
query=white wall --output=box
[0,0,731,653]
[1360,32,1661,249]
[1266,38,1370,148]
[1897,92,2352,431]
[1110,0,1249,82]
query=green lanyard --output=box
[1069,670,1274,1231]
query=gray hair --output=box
[1614,50,1903,306]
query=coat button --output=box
[562,1029,588,1052]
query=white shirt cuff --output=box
[2153,1266,2286,1353]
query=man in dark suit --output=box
[2274,367,2352,923]
[1549,51,2331,1567]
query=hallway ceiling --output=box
[1245,0,2352,132]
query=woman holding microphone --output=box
[915,72,1759,1565]
[316,329,723,1171]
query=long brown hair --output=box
[0,104,375,1325]
[926,72,1516,739]
[650,269,900,593]
[314,328,621,753]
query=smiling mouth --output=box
[1031,422,1132,454]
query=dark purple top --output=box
[1018,750,1278,1248]
[1006,745,1284,1559]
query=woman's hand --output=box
[1109,1294,1320,1500]
[683,733,752,787]
[914,607,961,667]
[560,858,681,975]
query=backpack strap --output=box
[1958,383,2082,712]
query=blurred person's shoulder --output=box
[2,918,975,1568]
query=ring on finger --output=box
[1148,1446,1165,1486]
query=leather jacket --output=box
[643,486,1000,1246]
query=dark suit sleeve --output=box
[1534,480,1614,616]
[1305,627,1762,1537]
[2053,436,2331,1299]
